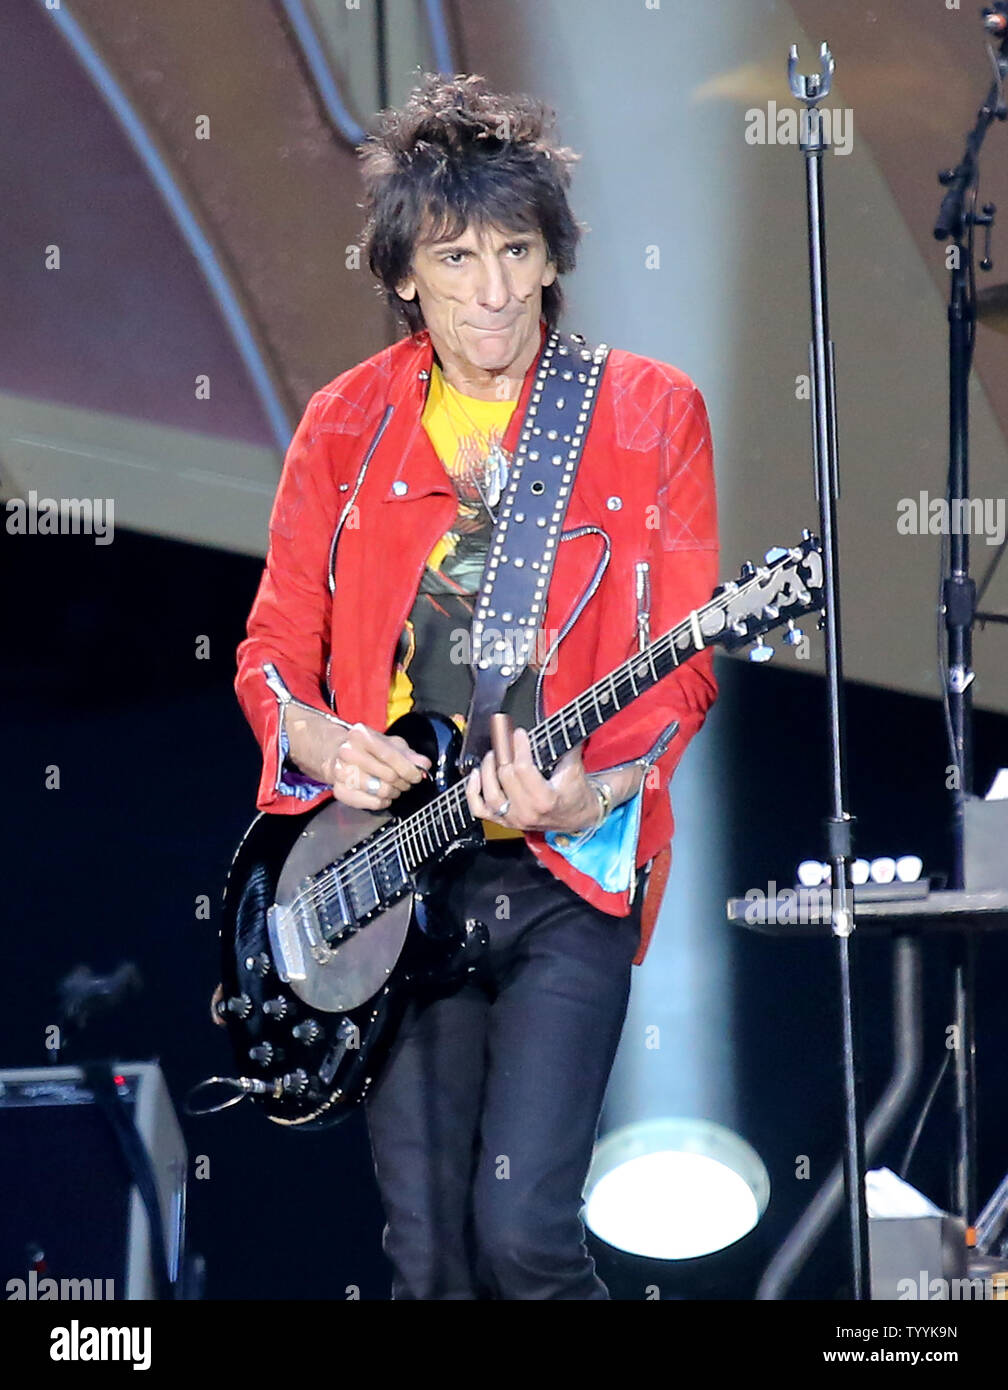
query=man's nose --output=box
[475,256,512,310]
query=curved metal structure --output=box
[40,0,296,452]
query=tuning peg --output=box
[783,621,805,646]
[762,604,780,621]
[748,637,774,663]
[739,561,756,580]
[764,546,787,564]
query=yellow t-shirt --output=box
[386,363,536,840]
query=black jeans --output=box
[363,836,643,1300]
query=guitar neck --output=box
[528,616,700,778]
[392,609,705,873]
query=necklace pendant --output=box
[484,444,509,510]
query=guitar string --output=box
[287,566,815,925]
[288,572,810,925]
[291,622,691,921]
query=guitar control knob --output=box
[292,1019,321,1044]
[248,1043,273,1066]
[244,953,271,977]
[262,997,289,1019]
[226,994,253,1019]
[281,1069,309,1096]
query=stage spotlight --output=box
[797,859,826,886]
[583,1118,770,1260]
[851,858,870,885]
[896,855,923,882]
[871,856,896,884]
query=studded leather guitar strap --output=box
[457,330,610,775]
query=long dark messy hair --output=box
[358,73,582,332]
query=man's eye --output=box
[508,244,529,257]
[443,251,466,264]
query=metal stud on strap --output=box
[458,330,611,774]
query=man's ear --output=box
[541,261,558,289]
[396,275,417,302]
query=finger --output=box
[338,742,413,794]
[501,728,554,815]
[465,767,489,820]
[384,734,434,782]
[490,712,515,768]
[338,762,402,802]
[478,748,507,812]
[332,780,394,810]
[209,983,226,1028]
[467,762,513,823]
[345,726,427,789]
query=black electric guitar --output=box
[192,536,824,1131]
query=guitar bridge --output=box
[267,903,308,982]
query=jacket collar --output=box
[381,319,549,498]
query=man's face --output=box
[395,220,557,396]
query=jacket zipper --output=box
[262,661,349,791]
[534,525,611,726]
[327,404,393,598]
[635,560,651,653]
[324,404,393,710]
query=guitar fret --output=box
[574,701,588,739]
[287,548,819,928]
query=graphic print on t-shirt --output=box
[386,363,541,737]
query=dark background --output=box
[3,520,1007,1300]
[4,0,1008,1305]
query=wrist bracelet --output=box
[589,779,614,829]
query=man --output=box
[234,73,718,1299]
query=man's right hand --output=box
[282,704,432,809]
[327,724,433,809]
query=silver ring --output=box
[497,799,510,818]
[366,776,382,795]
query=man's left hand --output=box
[465,726,600,833]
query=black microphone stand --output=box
[932,8,1008,1228]
[788,42,870,1299]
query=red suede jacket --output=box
[235,322,718,964]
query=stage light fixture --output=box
[583,1118,770,1260]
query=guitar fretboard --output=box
[388,609,703,875]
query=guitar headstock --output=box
[706,533,824,658]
